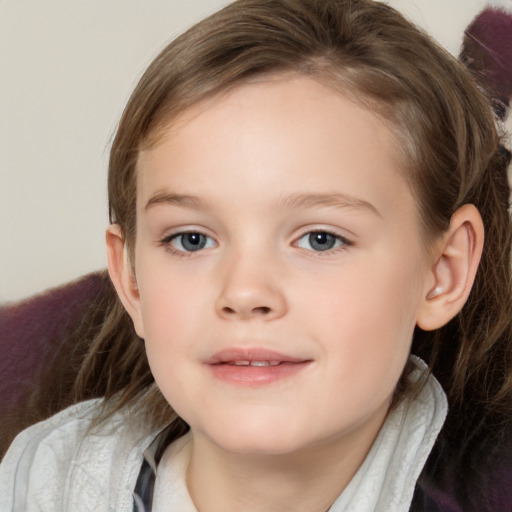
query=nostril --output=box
[253,306,271,315]
[219,304,274,317]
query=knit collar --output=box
[329,356,447,511]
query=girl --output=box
[1,0,511,510]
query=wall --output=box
[0,0,489,301]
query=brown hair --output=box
[74,0,512,433]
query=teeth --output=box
[227,360,282,366]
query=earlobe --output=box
[105,224,145,338]
[417,204,484,331]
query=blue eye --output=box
[296,231,349,252]
[169,232,215,252]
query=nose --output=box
[215,253,287,321]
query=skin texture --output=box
[107,76,484,512]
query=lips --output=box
[205,348,311,386]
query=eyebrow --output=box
[281,192,381,217]
[145,192,210,211]
[145,191,380,217]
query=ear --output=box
[416,204,484,331]
[106,224,145,338]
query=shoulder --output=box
[0,399,157,512]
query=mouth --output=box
[205,348,311,386]
[223,360,283,366]
[205,348,308,365]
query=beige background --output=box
[0,0,494,301]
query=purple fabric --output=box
[0,273,105,414]
[411,419,512,511]
[463,7,512,113]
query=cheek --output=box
[135,250,211,341]
[138,281,203,357]
[300,253,424,380]
[137,281,205,417]
[134,273,196,371]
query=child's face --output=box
[130,76,434,456]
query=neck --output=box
[185,411,388,512]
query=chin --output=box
[216,436,301,456]
[199,419,316,456]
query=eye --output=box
[167,232,216,252]
[296,231,350,252]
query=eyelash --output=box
[159,231,216,257]
[159,229,353,257]
[294,229,353,256]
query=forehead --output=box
[136,76,416,221]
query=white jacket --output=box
[0,399,160,512]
